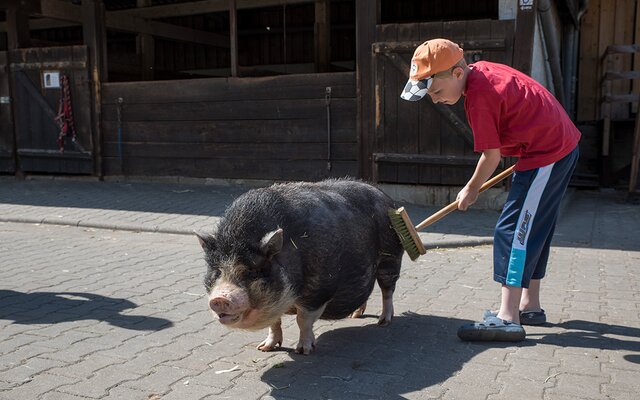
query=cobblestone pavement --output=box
[0,178,639,400]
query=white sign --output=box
[520,0,534,10]
[43,71,60,89]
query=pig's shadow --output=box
[261,312,515,399]
[0,289,173,331]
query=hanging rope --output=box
[54,74,77,152]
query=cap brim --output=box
[400,78,431,101]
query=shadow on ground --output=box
[530,320,640,353]
[0,289,173,331]
[260,313,640,399]
[261,313,511,399]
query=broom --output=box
[389,165,515,261]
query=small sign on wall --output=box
[519,0,534,10]
[42,71,60,89]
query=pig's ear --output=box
[195,231,215,250]
[260,228,283,259]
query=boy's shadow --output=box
[0,289,172,331]
[530,319,640,353]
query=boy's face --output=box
[427,66,465,105]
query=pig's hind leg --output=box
[376,257,402,326]
[295,304,327,355]
[257,318,283,352]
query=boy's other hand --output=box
[457,185,479,211]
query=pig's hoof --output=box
[295,341,316,355]
[257,339,282,352]
[350,302,367,319]
[377,315,392,326]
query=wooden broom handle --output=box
[414,165,515,232]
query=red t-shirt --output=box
[464,61,581,171]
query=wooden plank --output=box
[110,0,314,20]
[418,20,443,185]
[137,0,154,81]
[314,0,330,73]
[5,5,30,49]
[577,0,600,121]
[630,110,640,193]
[229,0,238,77]
[83,0,106,176]
[103,157,357,181]
[395,22,420,184]
[355,0,377,179]
[100,72,356,103]
[101,98,356,122]
[71,45,93,154]
[441,20,471,185]
[102,142,357,160]
[374,153,479,165]
[603,93,640,103]
[612,0,633,120]
[0,50,15,173]
[377,23,397,183]
[101,119,356,143]
[512,0,537,74]
[372,39,505,54]
[634,0,640,112]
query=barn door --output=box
[0,51,15,173]
[371,20,514,185]
[9,46,93,174]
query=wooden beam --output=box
[137,0,154,80]
[314,0,330,73]
[5,5,30,49]
[512,0,537,74]
[111,0,314,19]
[229,0,238,77]
[355,0,377,179]
[82,0,106,177]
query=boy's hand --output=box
[457,185,480,211]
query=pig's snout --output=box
[209,296,232,315]
[208,284,251,325]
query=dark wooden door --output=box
[372,20,515,185]
[0,51,15,173]
[9,46,93,174]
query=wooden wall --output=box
[100,72,357,180]
[578,0,640,122]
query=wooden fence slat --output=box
[102,142,357,160]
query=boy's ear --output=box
[453,66,464,80]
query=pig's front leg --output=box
[295,304,327,355]
[257,318,283,351]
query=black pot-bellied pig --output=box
[197,178,404,355]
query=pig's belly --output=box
[318,283,375,320]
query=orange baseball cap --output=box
[400,39,464,101]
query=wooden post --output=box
[314,0,330,73]
[630,106,640,194]
[82,0,107,178]
[137,0,154,80]
[512,0,537,75]
[5,4,30,50]
[229,0,238,77]
[355,0,378,180]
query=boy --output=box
[400,39,580,341]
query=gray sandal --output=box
[482,309,546,326]
[457,316,526,342]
